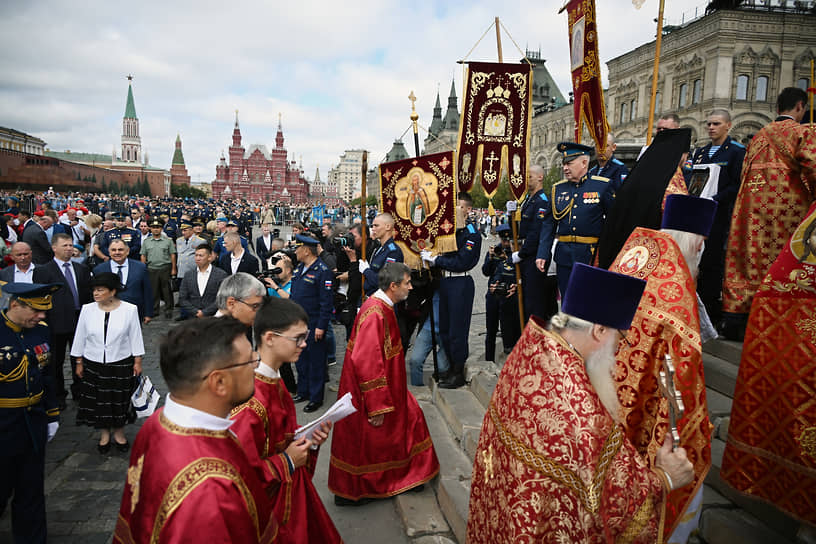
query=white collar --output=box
[14,263,34,273]
[54,257,71,266]
[256,361,280,379]
[373,289,394,307]
[198,264,212,275]
[163,394,234,431]
[231,249,244,261]
[112,259,128,269]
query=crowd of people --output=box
[1,85,813,543]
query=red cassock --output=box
[328,295,440,500]
[114,409,278,544]
[721,201,816,525]
[231,372,342,543]
[467,319,666,543]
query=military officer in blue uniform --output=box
[95,212,141,262]
[289,234,334,413]
[422,192,481,389]
[510,164,556,322]
[589,133,629,192]
[691,109,746,325]
[0,283,62,544]
[359,213,403,296]
[212,219,248,258]
[537,142,616,296]
[482,224,520,362]
[161,213,178,241]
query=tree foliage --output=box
[349,195,378,206]
[171,184,207,198]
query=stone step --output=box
[469,372,497,411]
[706,387,733,420]
[394,485,451,539]
[702,352,739,398]
[429,382,486,463]
[419,399,473,544]
[702,338,743,366]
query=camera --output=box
[333,233,355,248]
[256,266,283,282]
[493,281,509,299]
[493,244,508,258]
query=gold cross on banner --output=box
[485,150,500,172]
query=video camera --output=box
[332,232,355,248]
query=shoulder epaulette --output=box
[553,179,569,187]
[467,224,477,235]
[731,141,745,149]
[387,242,397,251]
[612,158,624,165]
[538,192,549,202]
[590,175,610,183]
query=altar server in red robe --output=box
[114,318,278,544]
[231,297,342,543]
[467,264,694,542]
[329,262,440,505]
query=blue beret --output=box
[216,216,228,222]
[661,194,718,237]
[557,142,593,161]
[7,196,19,203]
[561,263,647,330]
[293,234,319,246]
[496,224,510,233]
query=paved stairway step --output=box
[431,386,486,462]
[469,372,497,411]
[702,338,743,366]
[394,485,451,539]
[702,352,739,398]
[699,504,795,544]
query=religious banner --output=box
[456,62,532,201]
[379,151,458,269]
[565,0,609,155]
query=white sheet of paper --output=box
[294,392,357,442]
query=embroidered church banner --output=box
[456,62,532,201]
[379,151,458,269]
[566,0,609,155]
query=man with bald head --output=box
[589,133,629,191]
[0,242,36,283]
[358,212,403,296]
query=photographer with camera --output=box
[262,252,293,299]
[481,223,520,362]
[335,224,368,340]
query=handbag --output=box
[131,374,160,418]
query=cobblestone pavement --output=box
[0,226,501,544]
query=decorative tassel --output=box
[488,199,495,216]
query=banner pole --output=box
[646,0,665,146]
[360,151,368,300]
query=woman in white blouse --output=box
[72,272,145,454]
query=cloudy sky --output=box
[1,0,705,186]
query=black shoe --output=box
[438,373,466,389]
[334,495,372,507]
[291,394,307,403]
[98,442,112,454]
[115,440,130,453]
[303,401,323,413]
[407,484,425,493]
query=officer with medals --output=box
[589,133,630,192]
[95,212,141,262]
[289,234,334,413]
[537,142,615,296]
[482,224,520,362]
[421,192,481,389]
[0,282,62,544]
[510,164,556,321]
[358,213,403,296]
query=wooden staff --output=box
[360,151,368,299]
[646,0,665,145]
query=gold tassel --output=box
[488,199,495,216]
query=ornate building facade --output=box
[328,149,368,203]
[530,4,816,172]
[211,113,309,203]
[423,80,461,155]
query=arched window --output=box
[654,91,661,114]
[630,99,636,121]
[736,75,749,100]
[796,78,808,91]
[678,83,688,108]
[693,79,702,104]
[755,76,768,101]
[620,102,628,124]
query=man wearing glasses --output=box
[214,272,266,333]
[114,317,278,544]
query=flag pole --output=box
[360,151,368,300]
[646,0,665,145]
[494,16,526,329]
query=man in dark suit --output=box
[32,233,91,407]
[22,215,53,265]
[179,244,229,318]
[93,238,154,323]
[256,223,274,270]
[218,232,259,275]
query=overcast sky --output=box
[1,0,705,186]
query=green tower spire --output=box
[124,75,137,119]
[172,133,185,165]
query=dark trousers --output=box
[438,276,475,376]
[554,242,595,297]
[520,259,558,322]
[0,439,47,543]
[148,266,173,315]
[484,294,521,362]
[280,362,297,394]
[295,329,327,403]
[697,224,728,326]
[51,328,79,400]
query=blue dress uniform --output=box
[98,225,142,260]
[481,239,520,362]
[434,222,481,388]
[290,236,334,409]
[589,156,629,192]
[0,284,61,544]
[538,143,615,297]
[517,188,554,321]
[363,237,403,296]
[691,135,746,323]
[212,232,248,258]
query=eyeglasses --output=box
[272,331,309,346]
[618,329,633,348]
[235,298,263,311]
[201,354,260,380]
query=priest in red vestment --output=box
[609,194,718,543]
[721,201,816,528]
[231,297,342,543]
[329,262,439,504]
[114,317,278,544]
[467,263,695,543]
[722,87,816,339]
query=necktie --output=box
[117,264,124,283]
[63,262,80,309]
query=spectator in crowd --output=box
[178,244,229,319]
[93,238,153,323]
